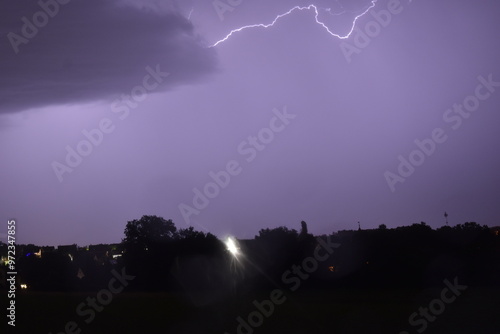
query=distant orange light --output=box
[328,266,335,272]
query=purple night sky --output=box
[1,0,499,246]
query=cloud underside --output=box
[0,0,217,114]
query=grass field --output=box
[10,286,500,333]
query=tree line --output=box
[1,216,499,294]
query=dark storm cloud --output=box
[0,0,217,113]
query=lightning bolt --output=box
[210,1,377,48]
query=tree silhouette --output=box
[300,220,309,236]
[252,226,300,285]
[177,226,209,241]
[256,226,298,240]
[123,215,177,250]
[298,220,316,257]
[122,215,177,290]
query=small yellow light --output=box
[20,284,28,289]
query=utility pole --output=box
[444,212,449,226]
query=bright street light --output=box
[225,236,239,256]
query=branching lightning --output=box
[210,1,377,47]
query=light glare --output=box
[226,237,239,255]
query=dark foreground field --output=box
[10,286,500,334]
